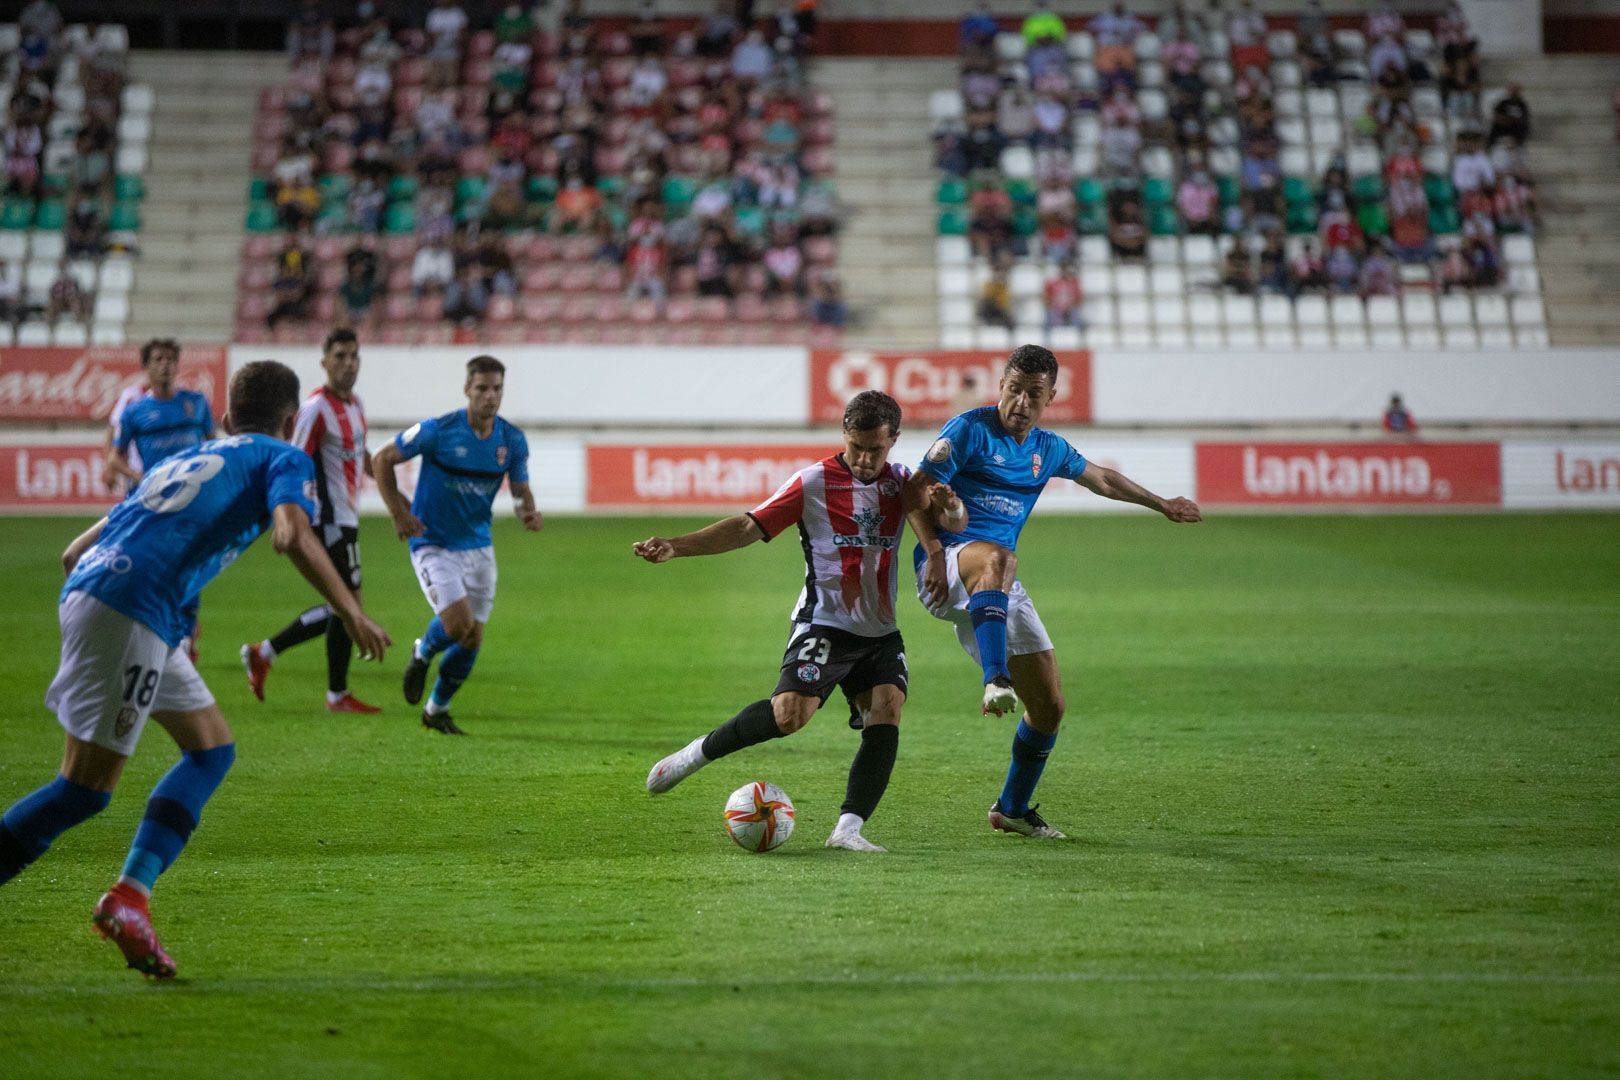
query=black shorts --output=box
[320,525,362,591]
[772,624,908,705]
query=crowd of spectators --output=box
[936,2,1539,331]
[2,1,137,334]
[241,0,843,344]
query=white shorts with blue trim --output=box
[914,543,1054,662]
[410,544,498,623]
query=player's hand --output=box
[391,511,426,540]
[519,508,544,532]
[1162,496,1202,523]
[633,537,676,563]
[919,548,949,609]
[926,481,955,510]
[99,464,118,489]
[343,612,392,662]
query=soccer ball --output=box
[723,781,796,852]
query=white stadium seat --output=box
[975,324,1013,350]
[1510,296,1546,326]
[937,236,970,266]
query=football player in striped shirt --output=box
[636,391,966,853]
[241,329,382,713]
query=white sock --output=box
[834,812,865,836]
[326,690,345,705]
[425,698,449,715]
[413,640,429,662]
[258,640,276,661]
[116,874,151,897]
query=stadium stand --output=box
[235,5,841,346]
[0,14,146,347]
[930,3,1549,350]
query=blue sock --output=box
[120,744,235,892]
[998,719,1057,817]
[429,643,480,710]
[968,590,1011,683]
[419,616,454,661]
[0,776,111,884]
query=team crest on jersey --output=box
[878,478,899,497]
[113,706,138,738]
[1031,452,1042,478]
[496,446,507,467]
[927,438,951,464]
[796,663,821,683]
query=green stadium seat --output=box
[1351,175,1386,204]
[734,205,767,236]
[526,175,558,203]
[244,201,277,232]
[109,201,142,231]
[388,175,419,202]
[1216,175,1240,206]
[1078,204,1108,235]
[1283,176,1313,207]
[1286,203,1318,233]
[455,176,486,206]
[606,205,629,231]
[936,178,968,205]
[247,176,269,201]
[1423,173,1455,207]
[1006,179,1035,207]
[1357,202,1390,237]
[1148,204,1180,235]
[384,202,416,234]
[42,173,68,195]
[34,200,66,231]
[661,175,699,209]
[1143,177,1173,207]
[318,174,351,201]
[1428,204,1460,234]
[0,200,32,230]
[937,206,969,235]
[1076,177,1107,207]
[1012,206,1038,237]
[596,175,626,199]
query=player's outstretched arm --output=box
[272,503,392,660]
[903,472,962,607]
[510,480,543,532]
[371,441,426,540]
[633,514,766,564]
[62,517,109,575]
[1076,462,1202,522]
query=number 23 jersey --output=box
[64,434,317,647]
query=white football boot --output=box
[825,830,888,853]
[981,675,1018,717]
[987,802,1067,839]
[645,736,710,794]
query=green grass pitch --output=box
[1,512,1617,1078]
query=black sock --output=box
[700,699,783,760]
[268,605,331,656]
[841,723,899,820]
[325,618,353,694]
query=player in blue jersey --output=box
[104,338,215,488]
[372,355,541,735]
[0,361,392,979]
[915,345,1201,839]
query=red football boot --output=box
[327,692,382,714]
[240,644,270,701]
[92,884,176,979]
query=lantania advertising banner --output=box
[1195,442,1503,506]
[809,350,1092,427]
[587,444,832,507]
[0,444,121,510]
[0,346,227,422]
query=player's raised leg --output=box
[0,738,121,886]
[988,649,1068,839]
[826,684,902,853]
[955,541,1020,716]
[645,692,813,794]
[243,604,331,701]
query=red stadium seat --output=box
[314,236,346,262]
[560,296,595,322]
[396,56,429,87]
[463,60,493,87]
[560,265,595,292]
[770,296,803,322]
[312,294,338,320]
[237,294,268,320]
[238,265,272,289]
[696,297,730,323]
[803,146,836,176]
[808,325,843,349]
[416,294,445,321]
[627,298,659,323]
[386,265,413,292]
[458,146,490,175]
[257,88,284,112]
[522,234,558,262]
[458,86,490,114]
[530,60,560,88]
[487,295,516,322]
[559,236,596,262]
[533,32,560,58]
[665,297,696,323]
[392,86,424,119]
[384,236,418,262]
[384,294,413,321]
[379,325,413,345]
[524,265,563,292]
[521,294,562,321]
[416,324,454,345]
[593,265,623,291]
[594,295,627,322]
[670,266,699,295]
[602,31,632,56]
[734,295,769,323]
[603,57,635,89]
[317,263,345,290]
[467,30,496,58]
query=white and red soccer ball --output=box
[723,781,796,852]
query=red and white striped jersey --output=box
[747,454,912,638]
[293,386,368,527]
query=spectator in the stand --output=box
[997,84,1037,145]
[1489,84,1531,147]
[978,264,1014,330]
[412,237,455,295]
[1031,93,1069,150]
[1100,85,1142,130]
[1493,174,1539,235]
[1257,232,1291,295]
[1441,45,1480,118]
[3,118,44,198]
[1382,393,1418,435]
[267,257,310,330]
[1438,242,1471,292]
[66,198,107,259]
[1022,5,1066,47]
[346,177,387,234]
[71,126,113,199]
[443,263,490,324]
[287,0,334,62]
[1451,132,1496,194]
[1221,244,1255,294]
[46,264,90,324]
[694,226,735,298]
[340,242,381,328]
[491,33,534,96]
[1177,169,1220,235]
[1465,234,1501,287]
[1044,261,1085,332]
[1099,120,1142,178]
[763,223,804,296]
[1437,2,1477,63]
[1037,211,1076,264]
[553,175,604,233]
[1089,3,1145,89]
[1366,2,1405,45]
[0,259,20,325]
[628,54,668,108]
[810,269,847,329]
[425,0,470,84]
[1108,200,1147,260]
[19,0,64,44]
[1325,242,1360,294]
[625,234,668,309]
[968,180,1014,260]
[1296,0,1335,89]
[732,29,774,83]
[630,1,666,56]
[275,174,321,231]
[1227,0,1269,73]
[1289,239,1329,293]
[1358,242,1399,297]
[960,1,998,58]
[1367,31,1407,81]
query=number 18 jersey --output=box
[64,434,317,647]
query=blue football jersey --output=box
[916,407,1088,551]
[114,389,215,470]
[64,434,317,647]
[393,409,529,552]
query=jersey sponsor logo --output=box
[77,543,133,575]
[927,438,952,464]
[1195,443,1502,505]
[1031,451,1042,478]
[496,446,507,467]
[809,349,1092,425]
[795,662,821,683]
[976,492,1028,518]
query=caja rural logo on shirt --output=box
[833,506,896,549]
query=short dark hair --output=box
[843,390,901,437]
[140,337,180,366]
[466,355,505,380]
[229,360,301,435]
[323,327,358,354]
[1005,344,1058,384]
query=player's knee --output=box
[460,624,483,650]
[771,696,815,734]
